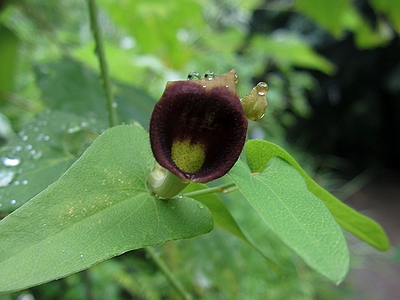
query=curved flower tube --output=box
[149,70,248,185]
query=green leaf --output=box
[0,25,19,97]
[294,0,351,37]
[294,0,392,48]
[0,110,106,212]
[183,183,283,274]
[34,58,156,128]
[370,0,400,34]
[245,139,390,251]
[0,125,213,293]
[97,0,203,67]
[229,157,349,283]
[253,34,336,75]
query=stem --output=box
[147,164,189,199]
[87,0,118,127]
[183,182,237,198]
[145,247,192,300]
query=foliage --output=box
[0,0,396,298]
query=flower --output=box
[149,70,248,183]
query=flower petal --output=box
[149,70,248,183]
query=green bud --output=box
[241,82,269,121]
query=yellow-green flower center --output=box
[171,139,206,173]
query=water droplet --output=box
[234,73,239,83]
[204,70,215,80]
[22,180,28,185]
[14,145,23,152]
[256,82,269,96]
[80,122,88,128]
[21,135,28,141]
[187,71,201,80]
[0,170,15,187]
[112,102,118,108]
[43,135,50,141]
[43,223,47,227]
[32,150,43,160]
[198,204,204,209]
[2,156,21,167]
[67,125,81,133]
[29,149,36,156]
[13,180,20,186]
[0,203,2,207]
[10,199,16,205]
[25,144,33,150]
[80,254,84,258]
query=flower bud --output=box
[149,70,248,183]
[240,82,269,121]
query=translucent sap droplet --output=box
[256,82,269,96]
[2,156,21,167]
[0,170,15,187]
[10,199,16,205]
[204,71,215,80]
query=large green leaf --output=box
[0,110,106,212]
[34,58,156,128]
[229,157,349,283]
[245,139,390,251]
[0,125,213,293]
[183,183,282,273]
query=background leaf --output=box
[0,110,106,212]
[229,157,349,283]
[0,125,213,293]
[245,139,390,251]
[34,57,156,128]
[0,25,19,99]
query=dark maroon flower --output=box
[149,70,248,183]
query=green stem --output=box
[183,182,237,198]
[145,247,192,300]
[87,0,118,127]
[147,164,189,199]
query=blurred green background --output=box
[1,0,400,299]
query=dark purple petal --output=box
[149,70,248,183]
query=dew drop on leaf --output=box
[10,199,16,205]
[2,156,21,167]
[0,170,15,187]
